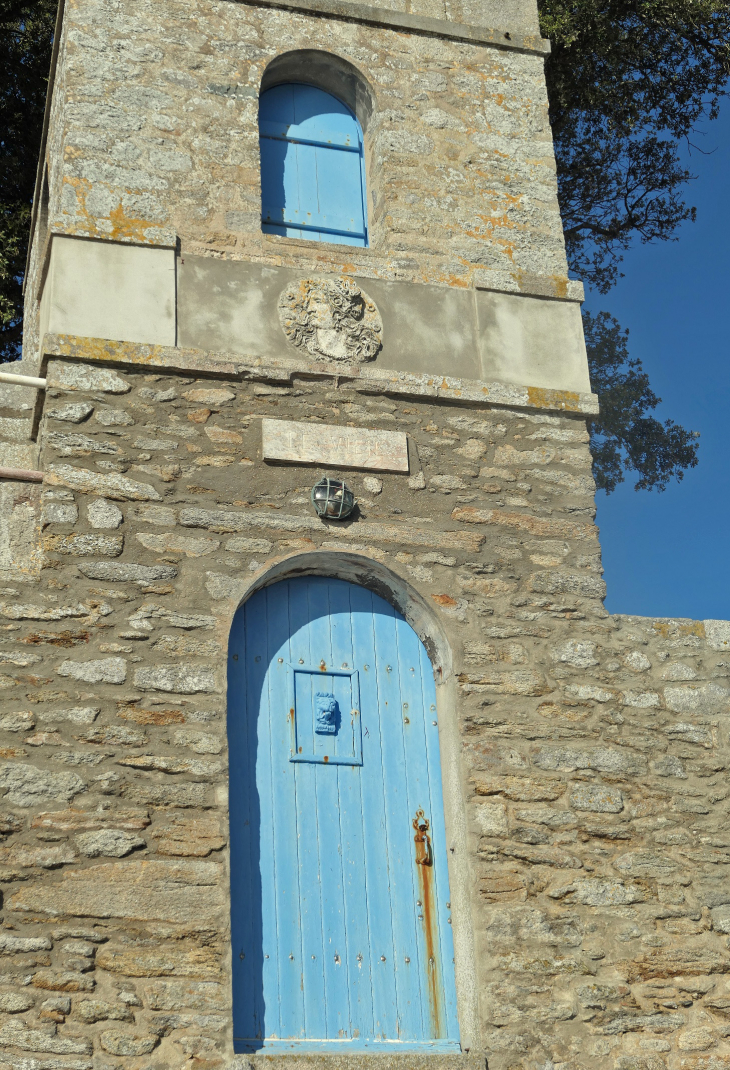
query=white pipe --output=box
[0,371,47,388]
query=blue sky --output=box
[584,105,730,622]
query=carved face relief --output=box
[278,277,383,363]
[314,691,339,735]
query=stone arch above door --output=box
[229,549,454,682]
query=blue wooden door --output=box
[259,83,368,246]
[228,576,459,1052]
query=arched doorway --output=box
[228,575,460,1052]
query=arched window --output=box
[259,83,368,247]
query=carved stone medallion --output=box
[277,276,383,362]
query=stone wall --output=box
[7,2,730,1069]
[23,0,569,366]
[0,373,44,583]
[476,611,730,1070]
[0,353,728,1070]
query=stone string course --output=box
[39,333,600,415]
[0,358,729,1070]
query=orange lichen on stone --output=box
[549,275,569,299]
[526,386,584,412]
[188,408,212,424]
[49,335,168,368]
[652,620,705,639]
[59,174,168,244]
[514,270,570,299]
[118,706,185,725]
[109,202,161,244]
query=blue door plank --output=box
[261,221,366,246]
[307,579,350,1039]
[255,590,281,1041]
[259,589,283,1040]
[319,580,356,1036]
[266,584,307,1041]
[291,82,357,133]
[243,591,270,1042]
[394,616,448,1040]
[288,581,328,1041]
[248,596,276,1044]
[260,135,291,226]
[260,87,360,155]
[337,737,374,1040]
[359,154,369,238]
[349,585,399,1041]
[393,618,434,1038]
[258,82,296,123]
[264,142,364,235]
[293,141,318,229]
[372,605,425,1041]
[326,580,371,1041]
[313,144,365,234]
[415,637,460,1041]
[229,609,260,1045]
[260,119,360,150]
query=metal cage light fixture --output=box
[311,476,355,520]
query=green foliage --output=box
[540,0,730,292]
[0,0,56,362]
[584,310,699,492]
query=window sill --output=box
[263,233,377,257]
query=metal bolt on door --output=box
[228,576,460,1051]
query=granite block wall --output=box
[6,2,729,1068]
[0,354,728,1070]
[23,0,569,365]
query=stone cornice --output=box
[41,334,599,417]
[239,0,550,55]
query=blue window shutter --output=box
[259,83,368,247]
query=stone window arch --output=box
[258,51,377,248]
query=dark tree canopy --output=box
[537,0,726,490]
[0,0,722,491]
[582,311,699,493]
[540,0,730,292]
[0,0,56,361]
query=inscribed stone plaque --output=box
[262,418,409,473]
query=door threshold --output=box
[230,1053,486,1070]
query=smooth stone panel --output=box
[40,236,176,349]
[178,257,291,360]
[355,276,481,381]
[177,256,591,393]
[476,289,591,394]
[262,417,409,472]
[177,257,480,379]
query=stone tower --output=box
[1,0,729,1068]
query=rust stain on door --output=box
[413,807,445,1037]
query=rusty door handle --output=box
[413,808,433,866]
